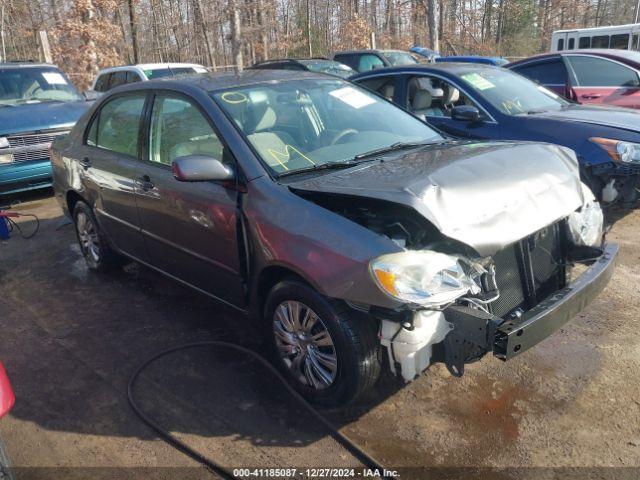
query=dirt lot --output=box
[0,190,639,480]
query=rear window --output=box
[144,67,198,79]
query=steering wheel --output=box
[330,129,359,145]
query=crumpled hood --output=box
[0,101,89,136]
[288,141,585,256]
[532,104,640,133]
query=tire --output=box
[73,201,121,272]
[264,279,380,407]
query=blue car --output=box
[436,55,509,66]
[352,63,640,204]
[0,63,90,196]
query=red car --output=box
[0,363,14,419]
[508,49,640,109]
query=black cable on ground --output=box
[128,341,390,480]
[6,213,40,239]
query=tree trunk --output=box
[127,0,139,63]
[425,0,439,51]
[230,0,243,71]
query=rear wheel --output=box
[73,201,121,272]
[264,279,380,407]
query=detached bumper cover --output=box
[494,243,618,360]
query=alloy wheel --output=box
[272,300,338,390]
[76,212,101,263]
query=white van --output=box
[551,23,640,52]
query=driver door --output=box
[134,93,245,307]
[402,74,501,139]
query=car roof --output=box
[116,69,337,93]
[334,49,407,55]
[350,62,500,79]
[0,62,59,69]
[508,49,640,67]
[96,63,205,74]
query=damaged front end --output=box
[368,195,617,381]
[288,142,617,381]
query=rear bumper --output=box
[0,160,52,195]
[493,243,618,360]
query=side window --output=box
[592,35,610,48]
[86,115,98,146]
[148,96,224,166]
[578,37,591,49]
[357,76,396,101]
[125,71,141,84]
[90,95,146,156]
[568,38,575,50]
[611,34,630,50]
[94,73,111,92]
[334,54,357,70]
[568,56,640,87]
[357,54,385,72]
[512,59,567,85]
[633,34,640,51]
[557,38,564,51]
[109,71,128,89]
[406,75,478,119]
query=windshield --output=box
[212,79,442,176]
[383,51,419,66]
[0,67,80,105]
[458,68,568,115]
[298,60,355,79]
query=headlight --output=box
[370,250,482,307]
[567,201,603,247]
[0,153,13,164]
[590,137,640,164]
[0,137,8,149]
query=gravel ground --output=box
[0,190,638,480]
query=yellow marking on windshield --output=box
[267,145,316,171]
[221,91,248,104]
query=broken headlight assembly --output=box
[369,250,483,307]
[590,137,640,164]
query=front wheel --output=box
[73,201,122,272]
[264,279,380,407]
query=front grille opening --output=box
[488,222,564,318]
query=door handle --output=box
[134,174,155,191]
[80,157,91,169]
[581,93,602,99]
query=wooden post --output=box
[370,31,376,49]
[39,31,53,63]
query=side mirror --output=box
[451,105,481,123]
[83,90,100,101]
[172,155,234,182]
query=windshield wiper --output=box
[352,140,439,160]
[277,160,361,178]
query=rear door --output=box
[133,92,245,307]
[566,54,640,109]
[509,58,570,97]
[81,93,149,260]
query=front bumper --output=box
[0,160,52,195]
[493,243,618,360]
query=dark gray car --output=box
[51,70,617,406]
